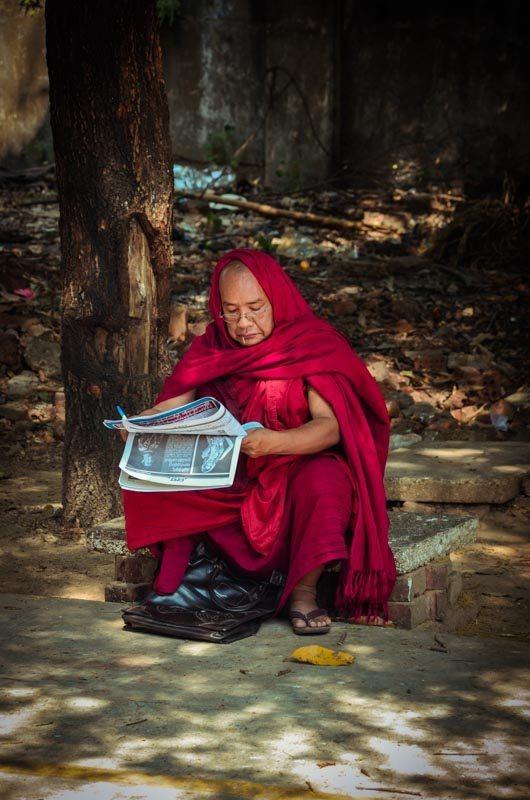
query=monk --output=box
[121,248,396,633]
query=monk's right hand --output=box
[117,393,197,443]
[118,406,159,443]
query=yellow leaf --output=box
[289,645,355,667]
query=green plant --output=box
[255,233,277,253]
[206,212,223,234]
[19,0,42,14]
[273,161,301,191]
[205,124,237,166]
[156,0,180,26]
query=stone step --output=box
[87,512,478,626]
[386,440,530,504]
[86,511,478,576]
[387,510,477,573]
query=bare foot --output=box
[289,584,331,630]
[350,614,395,627]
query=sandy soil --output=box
[0,438,113,602]
[1,438,528,642]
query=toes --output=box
[351,614,392,626]
[310,617,330,627]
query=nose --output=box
[235,313,255,330]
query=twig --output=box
[355,787,422,796]
[174,190,360,231]
[466,403,488,423]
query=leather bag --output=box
[122,541,285,643]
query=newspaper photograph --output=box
[119,431,242,491]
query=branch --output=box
[174,190,360,231]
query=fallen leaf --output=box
[288,645,355,666]
[13,287,36,300]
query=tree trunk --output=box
[45,0,173,527]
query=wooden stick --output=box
[175,190,361,231]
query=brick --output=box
[388,594,429,629]
[104,581,151,603]
[447,572,464,606]
[425,557,452,591]
[115,555,156,584]
[390,566,426,602]
[425,589,448,621]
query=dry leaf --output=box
[288,645,355,667]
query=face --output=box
[219,263,274,346]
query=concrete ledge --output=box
[87,511,478,576]
[386,441,530,504]
[388,511,477,573]
[86,517,142,556]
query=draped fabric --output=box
[149,453,353,615]
[122,248,396,620]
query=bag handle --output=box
[208,563,271,612]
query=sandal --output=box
[289,607,331,635]
[288,583,331,635]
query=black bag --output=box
[122,541,285,643]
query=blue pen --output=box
[116,405,127,420]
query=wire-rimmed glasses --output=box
[219,305,270,323]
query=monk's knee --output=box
[290,455,353,515]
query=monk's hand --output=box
[240,428,279,458]
[117,406,158,443]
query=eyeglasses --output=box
[219,305,269,323]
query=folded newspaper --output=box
[103,396,262,492]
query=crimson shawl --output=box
[125,247,396,620]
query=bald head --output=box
[218,261,274,346]
[219,260,250,281]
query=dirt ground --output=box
[1,437,528,642]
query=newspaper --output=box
[103,397,261,492]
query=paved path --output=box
[0,594,528,799]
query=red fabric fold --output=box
[122,247,396,619]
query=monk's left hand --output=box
[240,427,280,458]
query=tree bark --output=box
[45,0,173,527]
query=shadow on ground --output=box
[0,594,528,800]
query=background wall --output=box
[2,0,529,191]
[0,0,52,167]
[338,1,530,191]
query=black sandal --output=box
[289,607,331,635]
[288,583,331,635]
